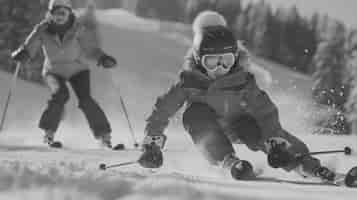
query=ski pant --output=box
[182,103,321,176]
[39,70,111,138]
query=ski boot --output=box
[222,154,255,180]
[313,166,336,182]
[96,134,112,149]
[43,130,62,148]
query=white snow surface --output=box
[95,9,160,33]
[0,9,357,200]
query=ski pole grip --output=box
[344,146,352,155]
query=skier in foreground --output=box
[11,0,117,148]
[137,11,337,182]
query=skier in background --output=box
[137,11,338,182]
[11,0,117,148]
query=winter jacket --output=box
[145,45,282,143]
[22,13,104,79]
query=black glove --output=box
[266,138,294,168]
[138,143,163,168]
[97,54,117,68]
[11,46,30,63]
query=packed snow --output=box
[95,9,160,33]
[0,9,356,200]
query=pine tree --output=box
[214,0,242,27]
[312,20,348,109]
[0,0,47,82]
[233,2,253,42]
[185,0,242,27]
[273,7,295,67]
[186,0,215,24]
[136,0,183,21]
[244,1,273,57]
[292,18,317,73]
[345,30,357,133]
[283,6,305,68]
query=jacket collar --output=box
[46,13,79,46]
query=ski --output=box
[166,169,356,188]
[245,167,357,188]
[112,143,126,151]
[344,166,357,187]
[228,166,355,187]
[46,142,137,151]
[48,141,63,149]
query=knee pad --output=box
[227,115,262,146]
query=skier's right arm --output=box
[144,48,200,143]
[144,81,187,139]
[139,49,196,169]
[11,22,46,63]
[138,81,187,169]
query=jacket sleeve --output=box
[144,81,187,136]
[22,22,46,59]
[77,13,105,61]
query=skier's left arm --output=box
[77,20,117,69]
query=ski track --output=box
[1,9,357,200]
[0,146,357,200]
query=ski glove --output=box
[138,143,163,168]
[11,46,30,63]
[97,54,117,68]
[138,135,167,168]
[265,137,294,168]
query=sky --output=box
[245,0,357,28]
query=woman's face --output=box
[51,7,71,25]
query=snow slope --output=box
[0,9,357,200]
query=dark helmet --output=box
[193,25,238,58]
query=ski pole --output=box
[99,161,138,170]
[296,146,352,159]
[110,69,140,148]
[0,62,21,132]
[118,92,139,148]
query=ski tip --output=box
[99,163,106,170]
[49,141,63,148]
[113,143,125,150]
[344,146,352,155]
[345,167,357,187]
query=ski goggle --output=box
[50,6,71,16]
[49,7,71,24]
[201,53,236,72]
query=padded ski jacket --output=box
[145,45,282,143]
[22,14,104,79]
